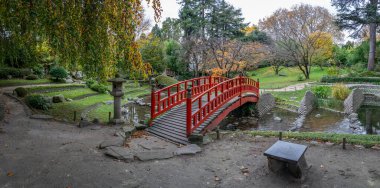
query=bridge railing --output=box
[186,76,259,136]
[150,76,228,121]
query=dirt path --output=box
[0,93,380,187]
[261,82,314,93]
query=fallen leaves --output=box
[7,171,14,177]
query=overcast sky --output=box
[143,0,337,26]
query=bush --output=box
[85,79,96,87]
[19,68,32,77]
[360,71,380,77]
[321,76,380,83]
[49,67,68,81]
[25,74,38,80]
[155,75,178,88]
[25,95,49,110]
[0,67,21,79]
[332,84,350,100]
[312,86,330,99]
[90,83,108,93]
[14,87,28,97]
[32,64,45,78]
[297,74,305,81]
[250,72,257,76]
[327,67,340,76]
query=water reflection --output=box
[358,105,380,135]
[121,97,150,124]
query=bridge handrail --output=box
[150,76,229,120]
[186,76,259,136]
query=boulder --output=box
[78,118,93,128]
[118,125,136,139]
[65,78,74,83]
[133,122,147,130]
[315,114,321,118]
[188,134,203,145]
[52,94,65,103]
[99,138,124,149]
[74,71,83,79]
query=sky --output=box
[143,0,337,26]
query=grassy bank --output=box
[247,131,380,148]
[0,79,53,87]
[248,67,331,89]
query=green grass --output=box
[271,88,309,106]
[46,94,113,122]
[248,66,334,89]
[26,84,85,93]
[247,131,380,148]
[0,79,53,87]
[43,88,97,99]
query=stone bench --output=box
[264,141,309,179]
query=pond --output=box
[121,95,151,124]
[222,106,380,135]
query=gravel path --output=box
[0,88,380,187]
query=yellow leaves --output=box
[309,32,333,61]
[211,68,226,76]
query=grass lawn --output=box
[0,79,53,87]
[271,88,308,106]
[43,88,97,99]
[46,94,113,122]
[248,66,333,89]
[247,131,380,148]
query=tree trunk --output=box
[368,22,376,71]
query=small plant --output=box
[312,86,330,99]
[297,74,305,81]
[49,66,68,81]
[90,83,108,93]
[14,87,28,97]
[327,67,339,76]
[332,84,350,100]
[155,75,178,88]
[85,79,96,87]
[25,74,38,80]
[25,94,49,110]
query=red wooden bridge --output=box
[147,76,260,144]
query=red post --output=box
[257,78,260,97]
[150,83,156,124]
[209,76,212,87]
[186,88,192,137]
[167,88,171,106]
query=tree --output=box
[259,4,340,79]
[0,0,162,81]
[332,0,380,71]
[310,32,334,70]
[160,18,182,41]
[163,40,185,75]
[138,34,166,74]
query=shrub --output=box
[321,76,380,83]
[360,71,380,77]
[90,83,108,93]
[155,75,178,88]
[0,67,22,79]
[327,67,340,76]
[312,86,330,99]
[332,84,350,100]
[49,66,68,81]
[250,72,257,76]
[14,87,28,97]
[85,79,96,87]
[297,74,305,81]
[25,95,49,110]
[32,64,45,78]
[25,74,38,80]
[19,68,32,77]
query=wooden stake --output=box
[73,111,76,121]
[343,138,346,150]
[279,131,283,140]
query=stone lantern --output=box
[108,74,126,124]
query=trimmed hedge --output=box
[25,94,50,110]
[321,76,380,83]
[14,87,28,97]
[0,67,32,79]
[25,74,38,80]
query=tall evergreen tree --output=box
[332,0,380,71]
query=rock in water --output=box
[274,117,282,122]
[315,114,321,118]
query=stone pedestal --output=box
[108,74,126,125]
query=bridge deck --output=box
[147,93,257,145]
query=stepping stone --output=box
[104,146,134,161]
[135,150,174,161]
[99,138,124,149]
[174,144,202,155]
